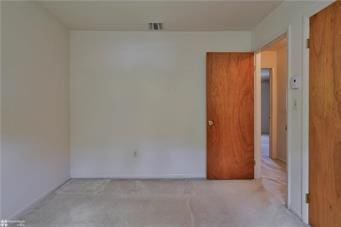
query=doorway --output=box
[261,68,271,158]
[259,35,288,204]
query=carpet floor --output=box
[18,179,307,227]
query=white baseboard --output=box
[70,173,206,179]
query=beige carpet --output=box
[18,179,306,227]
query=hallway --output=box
[261,135,287,204]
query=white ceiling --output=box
[40,1,283,31]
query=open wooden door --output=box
[207,52,254,179]
[309,2,341,226]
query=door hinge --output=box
[254,160,256,166]
[306,38,310,49]
[305,193,310,204]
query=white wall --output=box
[1,1,70,218]
[252,0,333,221]
[70,31,251,178]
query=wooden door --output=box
[207,53,254,179]
[309,2,341,227]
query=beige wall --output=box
[1,1,70,218]
[276,44,288,162]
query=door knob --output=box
[208,120,214,126]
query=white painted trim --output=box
[254,52,262,179]
[71,174,205,179]
[302,15,310,225]
[286,25,291,209]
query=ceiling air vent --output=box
[149,23,163,31]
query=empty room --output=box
[1,1,340,227]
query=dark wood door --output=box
[207,52,254,179]
[309,2,341,226]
